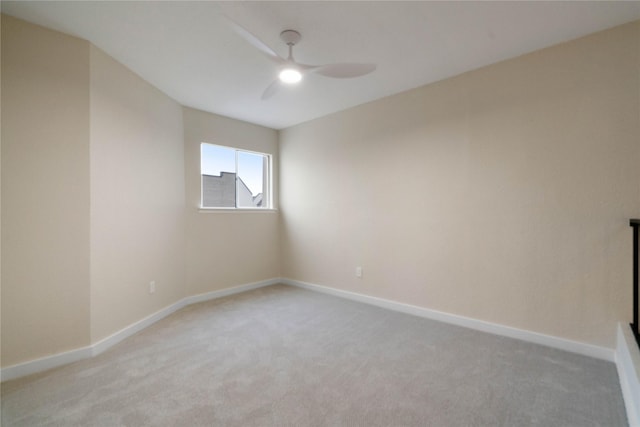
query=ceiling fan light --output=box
[279,68,302,84]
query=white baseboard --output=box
[90,299,188,358]
[0,278,278,382]
[184,278,281,305]
[0,276,624,388]
[281,278,615,362]
[0,346,93,383]
[616,323,640,427]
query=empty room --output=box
[1,1,640,426]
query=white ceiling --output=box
[3,1,640,130]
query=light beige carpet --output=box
[1,284,628,426]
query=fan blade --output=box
[313,63,377,78]
[261,79,282,100]
[296,62,321,72]
[224,16,283,63]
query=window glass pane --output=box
[237,151,266,208]
[201,144,235,176]
[200,143,270,209]
[201,144,236,208]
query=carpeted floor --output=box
[1,284,628,426]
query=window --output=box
[200,143,271,209]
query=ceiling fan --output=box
[230,22,377,100]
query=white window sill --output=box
[198,207,278,214]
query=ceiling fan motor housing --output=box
[280,30,301,46]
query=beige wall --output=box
[183,107,280,296]
[89,46,186,342]
[1,15,91,366]
[280,21,640,349]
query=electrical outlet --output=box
[355,267,363,278]
[149,281,156,294]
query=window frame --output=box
[199,142,273,211]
